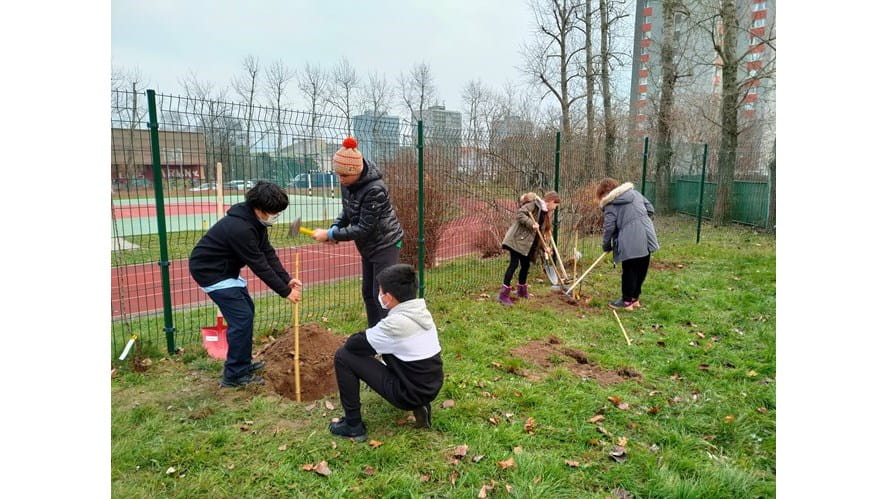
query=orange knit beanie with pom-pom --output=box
[332,137,363,175]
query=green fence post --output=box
[553,131,561,243]
[641,136,649,196]
[417,120,425,298]
[146,90,176,353]
[696,143,708,245]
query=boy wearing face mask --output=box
[189,181,302,388]
[329,264,443,441]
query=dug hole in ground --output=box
[253,323,344,402]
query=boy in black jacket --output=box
[329,264,444,441]
[189,181,302,387]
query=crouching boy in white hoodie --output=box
[329,264,444,441]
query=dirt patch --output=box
[508,336,640,386]
[254,322,345,402]
[651,260,686,271]
[516,285,610,315]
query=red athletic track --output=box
[111,212,491,318]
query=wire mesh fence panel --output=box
[111,89,775,353]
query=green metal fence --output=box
[111,89,774,355]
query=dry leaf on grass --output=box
[313,461,331,476]
[363,466,376,476]
[617,436,628,446]
[166,467,176,475]
[609,446,628,463]
[369,440,384,449]
[454,445,469,458]
[617,402,630,410]
[746,370,758,377]
[524,417,536,433]
[478,484,494,498]
[278,444,287,451]
[450,471,459,485]
[497,457,515,470]
[565,459,580,467]
[587,415,605,424]
[442,399,456,409]
[489,416,500,425]
[647,406,661,415]
[512,446,523,454]
[472,454,485,463]
[325,400,335,410]
[420,473,432,482]
[724,415,736,424]
[300,464,314,471]
[607,396,622,406]
[757,407,768,413]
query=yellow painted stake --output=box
[612,309,632,346]
[293,253,301,402]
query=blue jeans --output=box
[207,286,255,380]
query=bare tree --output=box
[112,66,150,180]
[581,0,599,174]
[598,0,631,176]
[398,62,437,123]
[361,71,393,158]
[690,0,776,225]
[264,59,296,154]
[522,0,585,142]
[653,0,681,213]
[462,79,490,144]
[326,57,361,135]
[296,62,329,141]
[180,71,236,179]
[231,55,260,150]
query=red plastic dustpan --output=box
[201,314,229,359]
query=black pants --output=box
[621,254,651,301]
[502,246,533,286]
[207,286,255,380]
[361,244,400,328]
[334,343,414,424]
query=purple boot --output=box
[516,284,531,299]
[498,284,514,306]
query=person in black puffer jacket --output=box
[189,181,302,387]
[311,137,404,327]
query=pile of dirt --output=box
[254,323,345,402]
[509,335,642,386]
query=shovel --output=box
[202,162,229,360]
[534,226,567,288]
[564,251,609,296]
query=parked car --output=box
[188,182,216,192]
[288,172,340,189]
[224,180,253,190]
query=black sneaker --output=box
[608,299,635,310]
[329,419,368,442]
[249,361,266,373]
[413,403,432,429]
[219,374,265,388]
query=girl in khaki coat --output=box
[498,191,560,305]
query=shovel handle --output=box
[293,253,301,402]
[565,251,609,295]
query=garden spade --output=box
[201,162,229,360]
[534,226,566,288]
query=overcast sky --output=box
[112,0,633,119]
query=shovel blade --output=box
[542,259,560,285]
[201,325,229,359]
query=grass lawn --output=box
[111,217,775,497]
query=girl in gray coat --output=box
[596,178,659,310]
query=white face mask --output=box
[261,213,280,226]
[378,292,389,310]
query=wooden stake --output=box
[612,309,632,346]
[293,252,301,402]
[572,233,578,281]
